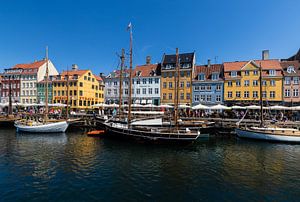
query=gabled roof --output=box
[94,75,103,82]
[280,60,300,76]
[286,48,300,61]
[162,52,195,64]
[134,64,161,77]
[194,64,223,80]
[12,59,47,69]
[223,59,282,71]
[61,70,89,76]
[106,69,132,78]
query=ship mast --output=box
[259,63,263,127]
[66,66,69,120]
[174,48,180,129]
[44,46,49,123]
[127,23,133,127]
[119,49,125,120]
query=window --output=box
[155,88,159,94]
[269,91,275,98]
[163,93,166,100]
[149,78,153,84]
[206,95,211,102]
[187,72,191,77]
[186,93,190,100]
[294,77,299,84]
[142,79,147,84]
[236,80,241,86]
[216,95,221,102]
[253,80,258,86]
[228,81,232,87]
[180,93,184,100]
[216,84,221,91]
[114,81,118,86]
[168,72,173,78]
[84,76,87,80]
[125,89,128,95]
[148,88,152,94]
[244,70,249,76]
[262,80,267,86]
[199,73,205,81]
[206,85,211,90]
[285,89,290,97]
[228,91,232,98]
[230,71,237,77]
[136,89,140,94]
[194,95,200,102]
[107,89,111,95]
[285,77,291,85]
[194,86,200,91]
[163,72,167,78]
[80,82,83,87]
[253,70,258,75]
[180,71,185,77]
[114,89,117,95]
[200,95,205,101]
[142,88,146,94]
[180,82,184,88]
[79,90,83,96]
[236,91,241,98]
[169,82,173,88]
[186,82,190,88]
[136,79,140,84]
[163,82,167,88]
[287,66,295,73]
[200,85,205,90]
[253,91,258,98]
[212,73,219,80]
[244,91,249,98]
[168,93,172,100]
[262,91,267,98]
[244,80,250,86]
[154,78,159,83]
[293,89,299,97]
[270,80,276,86]
[269,70,276,76]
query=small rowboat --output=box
[87,130,106,137]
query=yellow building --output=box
[160,52,195,105]
[223,60,283,104]
[52,69,104,110]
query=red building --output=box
[1,68,22,104]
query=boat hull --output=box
[15,121,69,133]
[235,128,300,143]
[104,122,200,144]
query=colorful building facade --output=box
[52,68,104,110]
[281,60,300,105]
[37,76,55,104]
[160,52,195,105]
[224,60,283,104]
[192,62,223,106]
[132,63,161,105]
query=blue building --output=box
[192,61,224,106]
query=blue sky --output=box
[0,0,299,75]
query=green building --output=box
[37,78,53,104]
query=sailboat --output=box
[15,47,69,133]
[103,25,200,143]
[235,63,300,142]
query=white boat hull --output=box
[235,128,300,143]
[15,121,69,133]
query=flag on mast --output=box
[127,22,132,31]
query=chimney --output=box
[207,59,211,67]
[99,73,103,77]
[146,56,151,65]
[262,50,269,60]
[72,64,79,70]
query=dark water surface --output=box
[1,128,300,202]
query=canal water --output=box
[1,128,300,202]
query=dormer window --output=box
[165,64,173,69]
[230,71,237,77]
[269,70,276,76]
[199,73,205,81]
[211,73,219,80]
[287,66,296,74]
[136,71,142,77]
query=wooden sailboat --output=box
[15,47,69,133]
[104,25,200,143]
[235,63,300,142]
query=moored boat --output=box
[15,120,69,133]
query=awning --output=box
[147,100,152,104]
[141,100,147,104]
[135,100,140,104]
